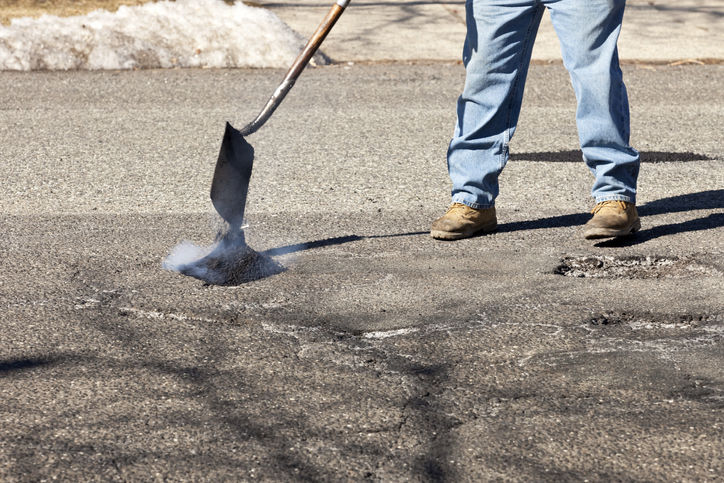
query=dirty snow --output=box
[0,0,320,70]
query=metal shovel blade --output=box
[210,122,254,230]
[208,1,349,234]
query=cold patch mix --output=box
[163,228,283,286]
[555,255,720,279]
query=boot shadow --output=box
[494,189,723,245]
[596,189,723,247]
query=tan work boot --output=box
[583,200,641,239]
[430,203,497,240]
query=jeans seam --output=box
[500,130,510,171]
[620,80,629,141]
[595,194,634,203]
[451,194,494,210]
[503,6,540,170]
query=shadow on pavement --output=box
[12,312,462,480]
[638,189,723,215]
[0,357,59,374]
[262,234,363,257]
[595,189,724,247]
[510,150,711,163]
[497,189,723,238]
[596,213,724,247]
[260,190,723,259]
[497,212,589,233]
[262,231,428,257]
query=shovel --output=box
[210,0,351,244]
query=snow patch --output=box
[0,0,323,70]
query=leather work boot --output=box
[583,200,641,239]
[430,203,497,240]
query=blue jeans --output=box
[448,0,640,209]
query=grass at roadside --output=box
[0,0,238,25]
[0,1,158,25]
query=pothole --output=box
[555,255,719,279]
[588,311,722,329]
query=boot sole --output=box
[430,223,497,241]
[584,219,641,240]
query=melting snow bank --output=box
[163,230,284,285]
[0,0,324,70]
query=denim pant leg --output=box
[546,0,640,203]
[447,0,544,209]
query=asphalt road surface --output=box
[1,64,722,480]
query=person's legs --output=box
[546,0,639,204]
[447,0,545,210]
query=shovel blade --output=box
[210,122,254,229]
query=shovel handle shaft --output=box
[240,0,350,136]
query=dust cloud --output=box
[163,227,283,286]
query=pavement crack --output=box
[116,306,223,324]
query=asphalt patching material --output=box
[555,255,720,279]
[163,230,284,286]
[589,311,722,328]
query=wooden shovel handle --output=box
[240,0,350,136]
[288,0,349,80]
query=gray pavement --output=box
[1,64,723,480]
[259,0,724,62]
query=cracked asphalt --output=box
[1,64,723,480]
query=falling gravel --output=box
[163,228,284,285]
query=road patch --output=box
[554,255,720,279]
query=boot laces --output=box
[591,200,627,215]
[447,203,474,218]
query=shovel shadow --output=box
[191,231,423,286]
[262,235,364,257]
[185,231,426,286]
[262,231,428,257]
